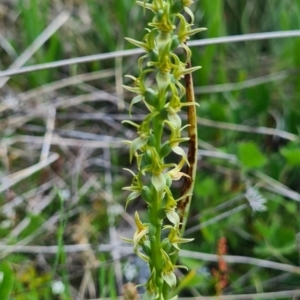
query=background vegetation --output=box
[0,0,300,299]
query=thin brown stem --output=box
[177,57,198,236]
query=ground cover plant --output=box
[0,0,300,299]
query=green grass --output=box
[0,0,300,298]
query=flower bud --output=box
[158,208,166,219]
[144,88,159,107]
[148,224,157,243]
[144,149,153,165]
[159,107,168,120]
[164,174,173,188]
[171,1,184,14]
[155,9,164,22]
[147,133,156,147]
[161,238,172,252]
[160,142,172,158]
[141,186,153,204]
[149,49,158,62]
[142,241,152,256]
[170,35,180,51]
[148,224,157,236]
[157,72,170,91]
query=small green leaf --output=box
[125,191,141,209]
[237,141,266,168]
[194,177,218,198]
[141,186,153,204]
[280,148,300,166]
[129,95,143,117]
[0,261,14,300]
[130,137,148,162]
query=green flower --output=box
[164,119,189,164]
[165,226,193,250]
[167,158,189,181]
[122,169,143,208]
[133,211,150,262]
[164,188,180,227]
[149,2,174,33]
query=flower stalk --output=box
[122,1,205,298]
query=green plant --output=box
[122,1,205,298]
[0,261,14,300]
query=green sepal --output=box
[122,120,140,128]
[125,191,141,209]
[156,72,171,92]
[145,29,157,50]
[122,168,136,177]
[185,27,207,39]
[172,145,189,166]
[183,6,194,23]
[136,1,155,12]
[136,153,143,170]
[122,84,140,94]
[125,37,150,51]
[157,32,172,56]
[163,271,177,288]
[120,236,134,244]
[164,173,172,187]
[151,173,166,195]
[135,250,150,262]
[130,137,148,162]
[166,210,180,227]
[129,95,143,117]
[168,113,182,130]
[155,9,164,22]
[174,65,202,80]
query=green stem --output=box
[149,188,164,295]
[149,113,165,297]
[153,115,164,151]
